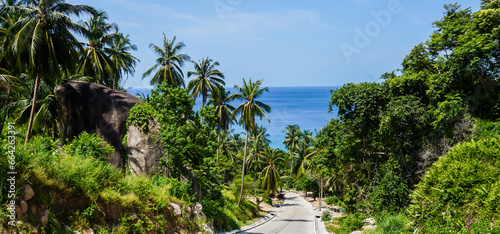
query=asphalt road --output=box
[242,191,315,234]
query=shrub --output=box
[126,102,158,132]
[409,128,500,232]
[63,131,114,161]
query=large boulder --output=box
[127,119,164,175]
[56,81,141,167]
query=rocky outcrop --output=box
[127,119,164,175]
[56,81,141,168]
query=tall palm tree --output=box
[187,57,225,107]
[78,11,119,88]
[8,0,94,143]
[108,30,139,89]
[261,161,282,196]
[247,125,271,171]
[207,87,235,163]
[231,78,271,206]
[142,34,190,87]
[283,124,303,177]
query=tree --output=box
[207,87,235,163]
[283,124,303,177]
[8,0,95,143]
[231,78,271,206]
[142,34,190,87]
[78,11,118,88]
[261,161,282,196]
[108,30,139,89]
[187,57,225,108]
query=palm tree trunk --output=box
[216,130,220,164]
[0,85,11,133]
[319,175,323,211]
[25,71,41,144]
[237,130,249,206]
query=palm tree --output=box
[261,161,282,196]
[8,0,94,143]
[283,124,303,177]
[78,11,119,88]
[207,87,235,163]
[142,34,190,87]
[187,57,225,107]
[247,125,271,171]
[231,78,271,206]
[108,30,139,89]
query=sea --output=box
[127,86,339,150]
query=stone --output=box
[29,201,37,215]
[22,185,34,201]
[19,200,27,215]
[193,202,203,214]
[170,203,182,216]
[40,209,49,227]
[364,217,376,225]
[127,119,164,175]
[57,81,141,168]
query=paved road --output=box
[242,191,315,234]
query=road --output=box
[242,191,315,234]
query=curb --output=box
[218,202,283,234]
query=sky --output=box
[68,0,482,89]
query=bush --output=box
[324,196,341,205]
[63,131,114,161]
[322,211,331,221]
[374,213,411,234]
[338,213,366,233]
[126,102,158,132]
[409,124,500,232]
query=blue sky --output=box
[68,0,481,89]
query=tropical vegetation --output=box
[1,0,500,233]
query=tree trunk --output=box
[319,175,323,211]
[25,71,41,144]
[0,85,12,132]
[237,130,249,206]
[216,130,220,164]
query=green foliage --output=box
[324,196,341,206]
[126,102,158,132]
[295,176,319,197]
[409,125,500,232]
[367,158,409,213]
[322,211,332,222]
[368,212,411,234]
[63,131,114,161]
[336,213,366,233]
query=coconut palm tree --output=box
[231,78,271,206]
[78,11,119,88]
[283,124,303,177]
[8,0,94,143]
[207,87,235,163]
[108,30,139,89]
[247,125,271,171]
[187,57,225,107]
[261,161,282,196]
[142,34,190,87]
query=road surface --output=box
[242,191,315,234]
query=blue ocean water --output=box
[127,86,338,149]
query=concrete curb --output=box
[218,202,283,234]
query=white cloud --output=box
[176,9,326,41]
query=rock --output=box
[193,202,203,214]
[127,119,164,175]
[57,81,141,168]
[22,185,34,201]
[364,217,376,225]
[29,201,37,215]
[170,203,182,216]
[82,228,94,234]
[39,209,49,227]
[363,225,377,230]
[19,200,27,215]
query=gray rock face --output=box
[57,81,141,167]
[127,119,164,175]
